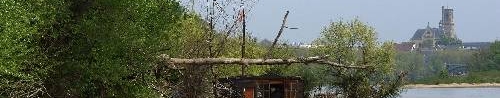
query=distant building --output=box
[298,44,323,48]
[394,42,416,52]
[288,42,324,49]
[410,6,459,51]
[410,24,443,50]
[462,42,492,50]
[439,6,457,39]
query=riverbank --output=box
[405,83,500,88]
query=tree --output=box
[491,41,500,65]
[1,0,190,97]
[311,19,404,98]
[470,41,500,71]
[395,52,425,82]
[436,35,462,46]
[1,0,71,97]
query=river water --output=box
[399,88,500,98]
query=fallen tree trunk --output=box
[159,54,370,69]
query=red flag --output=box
[237,9,244,22]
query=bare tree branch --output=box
[265,11,290,59]
[159,54,371,69]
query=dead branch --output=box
[159,54,370,69]
[265,11,290,59]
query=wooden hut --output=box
[219,74,304,98]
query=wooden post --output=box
[241,1,246,76]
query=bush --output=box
[1,0,188,97]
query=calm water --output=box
[399,88,500,98]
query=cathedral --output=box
[409,6,460,51]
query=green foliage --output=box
[0,0,334,97]
[1,0,188,97]
[213,35,269,77]
[467,41,500,71]
[395,52,425,81]
[312,19,403,98]
[490,41,500,65]
[282,64,334,96]
[59,0,185,97]
[400,41,500,84]
[436,35,462,45]
[433,50,474,64]
[396,50,477,83]
[0,0,70,97]
[425,50,473,76]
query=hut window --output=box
[256,80,270,98]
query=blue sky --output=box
[245,0,500,43]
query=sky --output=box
[245,0,500,43]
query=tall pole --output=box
[208,0,219,97]
[241,0,246,76]
[209,0,215,57]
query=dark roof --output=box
[411,28,444,40]
[219,71,303,84]
[394,42,414,51]
[220,75,302,81]
[218,75,303,88]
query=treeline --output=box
[395,41,500,84]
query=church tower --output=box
[439,6,456,38]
